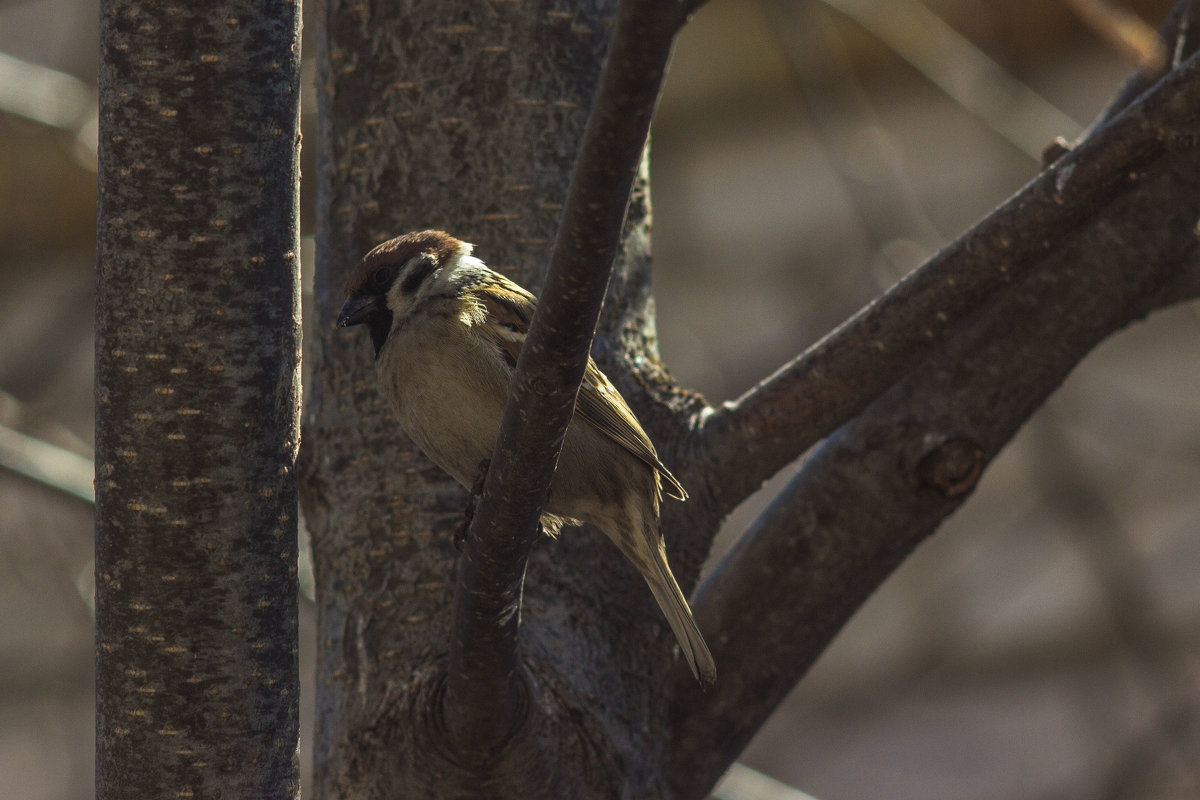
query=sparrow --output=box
[337,229,716,686]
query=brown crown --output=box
[343,229,462,297]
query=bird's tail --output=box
[642,545,717,688]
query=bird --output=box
[337,229,716,686]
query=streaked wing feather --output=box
[475,282,535,368]
[576,361,688,501]
[476,279,687,501]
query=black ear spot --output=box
[400,253,438,294]
[371,265,397,290]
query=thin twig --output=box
[1091,0,1200,131]
[0,51,97,165]
[1066,0,1167,71]
[0,50,94,130]
[0,422,94,504]
[440,0,687,757]
[767,0,945,258]
[818,0,1082,160]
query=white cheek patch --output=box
[452,252,487,273]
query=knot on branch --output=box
[914,434,984,497]
[427,663,538,767]
[1042,135,1074,168]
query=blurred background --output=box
[2,0,1198,797]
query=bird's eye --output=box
[371,266,396,289]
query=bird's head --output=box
[338,229,467,356]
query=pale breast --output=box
[376,313,509,489]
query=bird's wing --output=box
[476,282,687,502]
[475,282,535,369]
[575,360,688,501]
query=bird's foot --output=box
[471,458,491,496]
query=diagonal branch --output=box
[672,157,1200,800]
[439,0,688,759]
[696,43,1200,517]
[670,39,1200,800]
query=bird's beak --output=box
[337,296,382,328]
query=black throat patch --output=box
[367,309,394,358]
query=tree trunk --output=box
[95,2,303,797]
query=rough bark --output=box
[301,0,1200,797]
[95,2,302,798]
